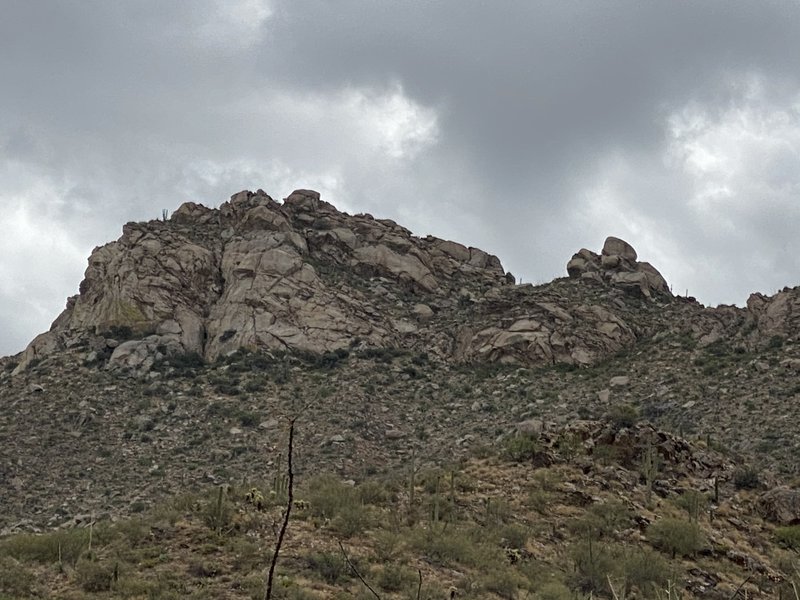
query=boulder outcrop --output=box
[567,236,671,299]
[758,487,800,525]
[13,189,511,374]
[24,191,788,377]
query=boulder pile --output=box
[566,236,671,299]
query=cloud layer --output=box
[2,1,800,355]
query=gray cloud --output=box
[2,1,800,355]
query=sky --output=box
[2,1,800,357]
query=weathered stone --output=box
[567,237,671,300]
[758,487,800,524]
[609,376,630,388]
[602,236,638,261]
[412,303,435,320]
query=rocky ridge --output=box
[9,190,675,378]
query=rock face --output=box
[758,487,800,525]
[12,191,799,378]
[745,287,800,345]
[567,236,671,299]
[13,189,510,375]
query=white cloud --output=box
[0,173,89,355]
[198,0,273,46]
[576,75,800,306]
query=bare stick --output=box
[607,575,621,600]
[265,418,296,600]
[728,574,752,600]
[416,569,422,600]
[338,540,381,599]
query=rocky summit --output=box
[1,189,800,599]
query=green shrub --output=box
[498,524,528,549]
[166,351,205,370]
[502,434,541,462]
[76,559,114,592]
[331,503,370,538]
[674,489,708,521]
[622,548,669,595]
[647,518,704,558]
[537,581,572,600]
[569,541,620,594]
[527,489,551,514]
[409,528,489,568]
[306,474,359,520]
[775,525,800,550]
[357,480,391,506]
[376,563,415,592]
[569,501,632,540]
[307,551,348,584]
[481,567,528,599]
[0,556,38,597]
[732,467,760,490]
[608,403,639,428]
[0,528,89,564]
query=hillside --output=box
[1,189,799,599]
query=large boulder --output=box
[567,236,671,299]
[758,487,800,525]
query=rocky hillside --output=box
[1,188,799,598]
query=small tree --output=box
[647,518,704,559]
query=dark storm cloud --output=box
[2,1,800,355]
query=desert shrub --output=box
[331,503,370,538]
[376,563,415,592]
[569,501,632,540]
[166,351,204,370]
[498,524,528,549]
[76,559,114,592]
[593,443,622,465]
[527,489,551,514]
[0,556,38,597]
[307,551,348,584]
[569,541,620,594]
[647,518,704,558]
[674,489,708,521]
[502,434,541,462]
[112,518,149,546]
[0,528,89,564]
[305,474,359,520]
[356,347,406,363]
[243,378,266,392]
[733,466,761,490]
[357,480,391,506]
[622,548,670,595]
[608,403,639,428]
[373,531,402,563]
[537,581,572,600]
[409,528,490,568]
[775,525,800,551]
[531,469,561,491]
[237,410,259,427]
[481,567,528,599]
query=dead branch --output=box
[338,539,381,599]
[265,417,296,600]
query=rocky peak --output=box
[567,236,671,299]
[11,189,512,375]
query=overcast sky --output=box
[2,1,800,356]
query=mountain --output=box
[1,189,799,599]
